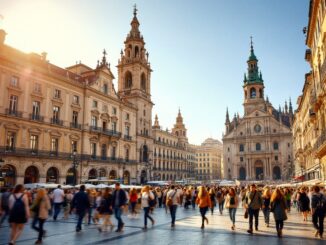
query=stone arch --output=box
[1,164,16,187]
[46,167,59,183]
[254,160,264,180]
[98,168,107,179]
[123,170,130,185]
[273,166,281,180]
[140,144,149,163]
[250,87,256,98]
[88,168,97,179]
[140,170,147,184]
[66,168,78,185]
[124,71,132,89]
[109,170,117,180]
[134,46,139,58]
[24,165,40,184]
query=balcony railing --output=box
[5,109,23,118]
[70,122,82,129]
[314,129,326,152]
[124,135,132,141]
[50,118,63,126]
[29,113,44,122]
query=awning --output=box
[293,175,304,181]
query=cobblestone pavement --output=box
[0,206,324,245]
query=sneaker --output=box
[247,229,253,234]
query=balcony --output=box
[90,126,102,132]
[70,122,82,129]
[29,113,44,122]
[104,129,122,138]
[5,109,23,118]
[124,135,132,141]
[50,118,63,126]
[314,129,326,157]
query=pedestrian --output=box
[270,188,287,238]
[245,184,262,234]
[209,188,216,214]
[52,185,65,221]
[8,184,30,245]
[112,183,127,232]
[184,189,192,209]
[224,187,239,230]
[156,187,163,208]
[98,188,114,232]
[196,186,211,229]
[70,185,90,232]
[262,187,271,227]
[129,188,138,218]
[85,189,96,225]
[297,188,310,221]
[166,185,180,228]
[216,188,224,214]
[63,190,73,220]
[0,188,11,226]
[284,188,292,212]
[141,186,155,230]
[31,188,51,244]
[191,187,198,210]
[311,185,326,239]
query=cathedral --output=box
[222,41,294,181]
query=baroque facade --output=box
[194,138,223,181]
[293,0,326,181]
[222,42,293,181]
[0,8,194,187]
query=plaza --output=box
[0,206,323,245]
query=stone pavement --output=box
[0,207,324,245]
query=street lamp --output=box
[72,150,79,186]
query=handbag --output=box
[244,209,248,219]
[166,190,177,207]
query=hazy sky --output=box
[0,0,310,145]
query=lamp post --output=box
[72,150,79,186]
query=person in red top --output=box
[196,186,212,229]
[129,188,139,218]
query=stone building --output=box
[152,112,196,181]
[194,138,223,181]
[293,0,326,181]
[0,8,157,186]
[222,42,293,181]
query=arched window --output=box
[141,73,146,91]
[256,143,261,151]
[124,71,132,89]
[250,87,256,98]
[259,88,263,98]
[239,144,244,152]
[134,46,139,57]
[273,142,279,150]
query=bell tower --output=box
[117,6,154,173]
[243,38,265,115]
[172,109,188,147]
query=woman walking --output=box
[31,188,51,244]
[224,187,239,230]
[141,186,155,230]
[8,184,30,245]
[262,188,271,227]
[97,188,114,232]
[209,188,216,214]
[270,189,287,238]
[196,186,211,229]
[297,188,310,221]
[129,188,139,218]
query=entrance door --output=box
[255,167,263,180]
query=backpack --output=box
[315,195,326,214]
[10,194,26,221]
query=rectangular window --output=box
[71,140,77,153]
[112,122,117,131]
[102,121,107,131]
[91,116,97,128]
[52,106,60,122]
[240,157,243,162]
[275,156,278,161]
[125,148,129,161]
[9,95,18,113]
[111,146,116,159]
[10,76,19,87]
[92,100,98,108]
[30,135,38,153]
[72,111,78,125]
[103,84,108,94]
[54,89,61,99]
[6,132,16,151]
[34,83,41,93]
[101,144,107,160]
[91,143,96,158]
[73,95,79,104]
[112,107,117,115]
[32,101,41,120]
[126,113,129,120]
[125,126,130,136]
[51,138,58,153]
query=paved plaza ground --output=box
[0,207,324,245]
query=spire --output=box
[225,107,230,124]
[284,100,288,114]
[153,114,160,129]
[97,49,109,69]
[128,4,142,40]
[266,95,269,103]
[248,36,257,61]
[289,97,293,115]
[246,37,263,84]
[176,108,183,124]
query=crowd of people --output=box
[0,182,326,244]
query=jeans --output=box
[200,207,208,225]
[218,201,224,213]
[87,208,93,224]
[76,210,86,230]
[229,208,237,225]
[275,220,284,231]
[169,205,178,225]
[158,198,163,208]
[312,211,325,236]
[0,207,9,225]
[31,216,46,241]
[114,207,124,229]
[262,207,270,225]
[248,208,259,230]
[53,203,62,220]
[143,207,154,227]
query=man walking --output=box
[0,188,11,226]
[52,185,64,221]
[70,185,90,232]
[311,185,326,239]
[112,183,127,232]
[166,185,181,228]
[245,184,262,234]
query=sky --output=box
[0,0,310,145]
